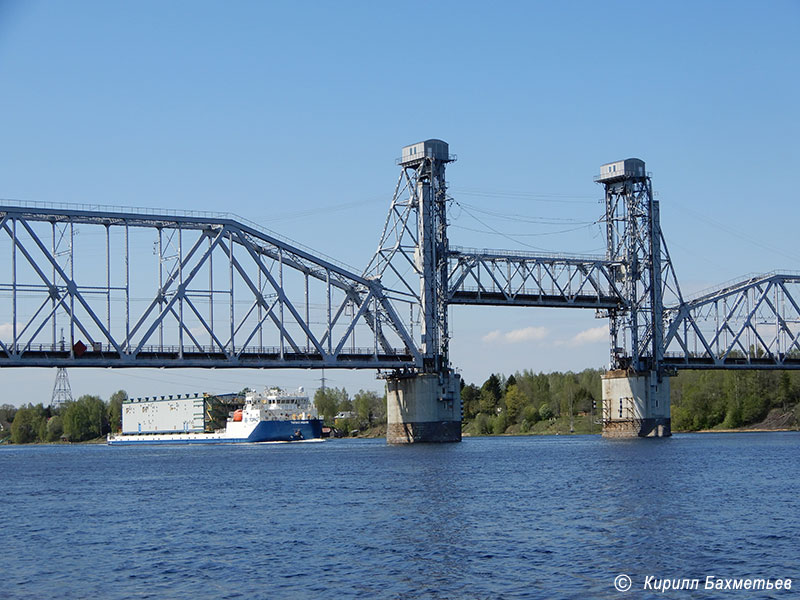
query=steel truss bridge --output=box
[2,142,799,377]
[0,206,417,369]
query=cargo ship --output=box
[107,387,323,445]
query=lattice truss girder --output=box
[364,158,451,366]
[663,274,800,368]
[617,231,684,365]
[446,248,625,309]
[601,177,684,370]
[0,207,420,368]
[364,168,422,302]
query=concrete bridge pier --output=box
[386,369,462,443]
[601,370,671,438]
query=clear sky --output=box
[1,0,798,406]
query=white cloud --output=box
[480,324,606,348]
[561,325,608,347]
[482,326,549,344]
[0,322,24,341]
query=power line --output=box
[670,200,800,265]
[455,201,595,225]
[450,222,597,238]
[452,187,598,204]
[451,200,601,251]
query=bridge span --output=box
[0,205,418,370]
[2,140,798,441]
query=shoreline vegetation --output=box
[2,368,799,445]
[456,368,799,437]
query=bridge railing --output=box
[0,343,411,356]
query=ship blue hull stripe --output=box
[108,419,324,445]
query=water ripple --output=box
[1,433,799,598]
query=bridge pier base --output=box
[601,370,671,438]
[386,370,462,443]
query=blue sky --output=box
[1,0,798,405]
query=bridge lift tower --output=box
[597,158,680,437]
[368,140,462,443]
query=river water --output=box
[2,432,798,599]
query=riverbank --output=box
[4,409,798,444]
[319,410,800,441]
[695,407,799,434]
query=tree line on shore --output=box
[671,369,800,430]
[460,368,800,434]
[460,369,602,435]
[307,367,800,435]
[0,391,127,444]
[313,387,386,434]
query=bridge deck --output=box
[449,290,620,309]
[0,347,415,368]
[664,356,800,370]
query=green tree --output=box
[46,415,64,442]
[503,384,526,422]
[372,391,387,424]
[314,389,338,424]
[0,403,17,425]
[461,384,480,419]
[107,390,127,433]
[62,395,107,442]
[517,371,551,412]
[314,387,349,425]
[671,404,694,431]
[353,389,382,427]
[504,374,517,393]
[479,374,502,414]
[492,413,509,434]
[539,404,554,421]
[573,386,594,414]
[337,393,353,413]
[475,413,492,435]
[777,372,792,412]
[522,404,540,424]
[11,405,47,444]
